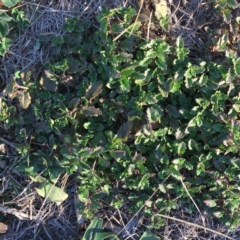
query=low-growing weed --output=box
[1,6,240,230]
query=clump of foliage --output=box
[0,0,29,55]
[1,7,240,229]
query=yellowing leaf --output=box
[152,0,168,19]
[36,182,68,206]
[86,81,103,100]
[17,92,31,109]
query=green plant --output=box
[83,217,160,240]
[0,0,28,55]
[83,217,120,240]
[2,6,240,230]
[215,0,238,23]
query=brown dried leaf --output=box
[81,107,102,117]
[86,81,103,100]
[17,92,31,109]
[0,222,7,234]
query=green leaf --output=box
[0,11,12,21]
[117,121,132,141]
[217,0,227,8]
[176,36,184,49]
[146,105,163,122]
[177,142,186,154]
[0,37,12,55]
[2,0,20,8]
[82,217,103,240]
[36,182,68,206]
[140,229,160,240]
[86,81,103,100]
[95,232,119,240]
[165,104,180,118]
[159,16,170,32]
[120,78,130,92]
[17,92,31,109]
[227,0,238,8]
[0,20,9,37]
[222,8,231,23]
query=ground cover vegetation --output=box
[0,0,240,239]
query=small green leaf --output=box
[217,0,227,8]
[146,105,163,122]
[140,229,160,240]
[2,0,20,8]
[227,0,238,8]
[0,20,9,37]
[176,36,184,49]
[36,182,68,206]
[83,217,103,240]
[0,11,12,21]
[165,104,180,118]
[222,8,231,23]
[0,37,12,55]
[86,81,103,100]
[17,92,31,109]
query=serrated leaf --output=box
[176,36,184,49]
[117,121,132,141]
[146,105,163,122]
[153,0,168,19]
[2,0,20,8]
[36,182,68,206]
[0,37,12,55]
[17,92,31,109]
[81,106,102,117]
[86,81,103,100]
[165,104,180,118]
